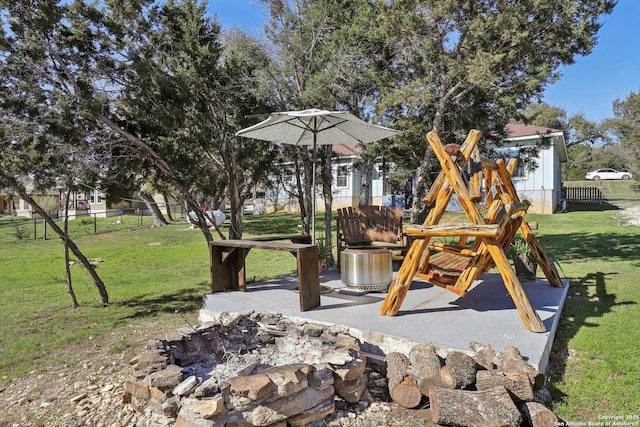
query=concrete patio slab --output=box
[200,268,569,373]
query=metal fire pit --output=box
[340,247,393,292]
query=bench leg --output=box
[210,245,229,292]
[232,248,248,291]
[297,247,320,311]
[485,240,546,333]
[209,246,249,292]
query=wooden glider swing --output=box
[379,129,563,333]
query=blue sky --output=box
[207,0,640,123]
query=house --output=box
[257,144,390,214]
[0,179,59,219]
[328,145,390,209]
[0,179,137,219]
[493,123,568,214]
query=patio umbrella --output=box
[236,108,399,243]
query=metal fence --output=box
[0,209,178,243]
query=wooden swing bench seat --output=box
[419,251,472,292]
[405,202,525,296]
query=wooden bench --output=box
[336,206,407,270]
[209,235,320,312]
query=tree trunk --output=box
[63,187,79,309]
[223,137,244,240]
[228,189,244,240]
[386,352,422,408]
[409,343,442,376]
[294,151,310,236]
[139,187,169,227]
[162,192,175,222]
[410,148,434,225]
[226,162,244,240]
[469,341,497,370]
[499,345,545,390]
[475,370,535,403]
[440,351,476,389]
[359,160,373,207]
[429,386,523,427]
[10,182,109,305]
[304,150,314,238]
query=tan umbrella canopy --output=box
[236,108,399,242]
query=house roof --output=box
[503,122,568,162]
[332,144,363,156]
[504,122,563,138]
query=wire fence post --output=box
[94,213,97,234]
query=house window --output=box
[23,200,30,210]
[512,161,526,179]
[336,166,348,188]
[89,190,103,204]
[495,148,526,179]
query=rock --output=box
[228,373,273,401]
[181,396,225,419]
[287,398,335,426]
[260,364,311,397]
[334,375,367,403]
[147,364,183,390]
[69,393,88,403]
[308,365,334,390]
[129,352,168,372]
[302,323,325,337]
[174,375,199,396]
[124,380,149,400]
[332,355,366,382]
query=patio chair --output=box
[336,205,408,270]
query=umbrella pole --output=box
[311,130,317,245]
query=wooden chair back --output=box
[337,206,403,245]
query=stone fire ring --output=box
[124,311,369,426]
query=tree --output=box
[377,0,615,222]
[219,28,277,239]
[1,0,277,246]
[114,1,275,239]
[522,102,614,180]
[259,0,394,252]
[0,9,111,306]
[602,91,640,175]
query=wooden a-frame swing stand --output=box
[379,129,563,333]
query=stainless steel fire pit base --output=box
[340,247,392,292]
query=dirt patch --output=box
[616,204,640,226]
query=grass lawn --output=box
[1,181,639,422]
